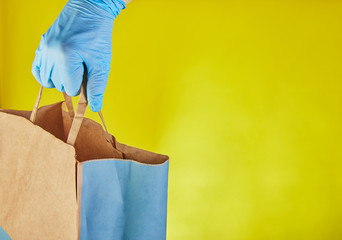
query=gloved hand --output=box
[32,0,126,112]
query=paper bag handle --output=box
[30,83,113,147]
[63,92,75,117]
[65,82,88,146]
[30,87,75,122]
[61,91,114,147]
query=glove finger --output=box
[59,58,84,97]
[31,36,45,85]
[86,66,110,112]
[39,55,55,89]
[50,65,65,92]
[31,64,42,86]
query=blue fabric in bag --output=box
[80,159,169,240]
[0,226,11,240]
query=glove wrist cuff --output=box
[101,0,126,17]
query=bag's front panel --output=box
[80,159,169,240]
[0,113,78,240]
[1,101,169,240]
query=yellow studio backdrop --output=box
[1,0,342,239]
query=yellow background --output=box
[1,0,342,239]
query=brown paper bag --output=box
[0,85,169,240]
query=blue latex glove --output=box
[32,0,126,112]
